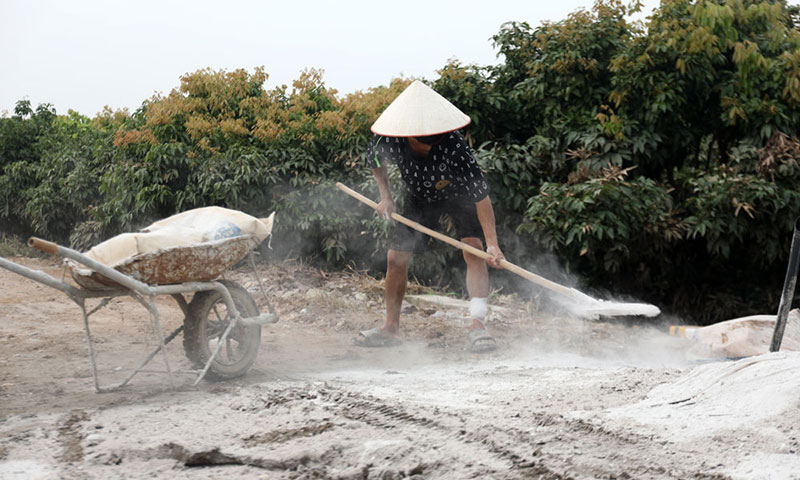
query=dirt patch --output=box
[0,255,798,479]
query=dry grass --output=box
[0,234,40,258]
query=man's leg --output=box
[461,237,489,331]
[383,249,413,334]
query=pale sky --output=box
[1,0,660,117]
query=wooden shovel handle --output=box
[335,182,578,299]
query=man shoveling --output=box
[352,80,505,353]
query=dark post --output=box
[770,217,800,352]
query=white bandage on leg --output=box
[469,297,488,320]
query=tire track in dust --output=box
[309,385,729,480]
[223,383,726,479]
[313,386,566,479]
[57,410,90,463]
[487,411,732,479]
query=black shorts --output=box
[391,195,483,253]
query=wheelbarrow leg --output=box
[113,324,184,390]
[142,295,176,388]
[80,295,183,393]
[77,299,104,394]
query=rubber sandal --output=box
[352,327,402,348]
[468,328,497,353]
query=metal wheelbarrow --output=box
[0,235,278,393]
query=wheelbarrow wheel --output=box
[183,280,262,380]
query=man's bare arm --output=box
[371,166,395,219]
[475,196,505,268]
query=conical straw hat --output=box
[370,80,471,137]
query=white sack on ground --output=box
[677,310,800,360]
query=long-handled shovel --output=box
[336,182,660,318]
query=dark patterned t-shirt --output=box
[366,131,489,204]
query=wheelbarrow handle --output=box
[28,236,154,296]
[28,237,59,255]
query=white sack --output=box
[83,207,274,268]
[679,310,800,359]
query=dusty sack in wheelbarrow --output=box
[68,206,275,289]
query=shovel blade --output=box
[563,289,661,318]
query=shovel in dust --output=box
[336,182,660,319]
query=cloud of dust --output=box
[506,304,691,369]
[498,251,691,369]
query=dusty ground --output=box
[1,255,798,479]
